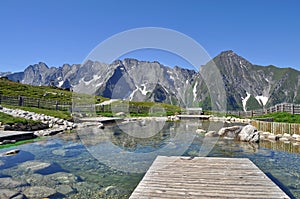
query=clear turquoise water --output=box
[0,121,299,198]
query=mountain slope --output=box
[5,51,300,111]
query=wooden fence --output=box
[251,120,300,135]
[227,103,300,118]
[0,95,174,115]
[0,95,72,111]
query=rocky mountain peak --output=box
[215,50,252,70]
[3,51,300,111]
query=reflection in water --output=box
[0,121,299,198]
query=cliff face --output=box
[6,51,300,111]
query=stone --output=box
[18,161,51,172]
[218,126,242,137]
[0,189,22,199]
[262,132,271,136]
[259,135,266,140]
[237,125,260,143]
[23,186,57,198]
[99,186,125,198]
[279,137,289,142]
[283,133,291,138]
[52,149,66,156]
[292,134,300,139]
[205,131,218,137]
[0,178,27,189]
[56,184,74,195]
[115,112,126,117]
[1,140,16,144]
[2,149,20,156]
[98,123,104,129]
[196,129,206,134]
[44,172,78,184]
[268,135,279,141]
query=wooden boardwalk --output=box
[130,156,290,199]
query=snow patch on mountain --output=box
[255,95,268,106]
[58,81,64,87]
[193,82,198,101]
[241,92,251,111]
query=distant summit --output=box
[3,51,300,111]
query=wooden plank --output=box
[130,156,290,199]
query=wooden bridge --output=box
[130,156,290,199]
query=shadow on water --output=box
[266,172,296,199]
[0,150,35,170]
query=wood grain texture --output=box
[130,156,290,199]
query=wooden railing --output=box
[227,103,300,117]
[0,95,72,111]
[0,95,178,115]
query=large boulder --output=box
[237,125,260,143]
[218,126,242,138]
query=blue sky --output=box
[0,0,299,72]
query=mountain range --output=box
[3,50,300,111]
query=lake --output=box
[0,120,299,198]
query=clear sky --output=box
[0,0,299,72]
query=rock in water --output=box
[2,149,20,156]
[204,131,218,137]
[196,129,206,134]
[18,161,51,172]
[218,126,242,138]
[23,186,57,198]
[98,123,104,129]
[0,189,22,199]
[238,125,260,143]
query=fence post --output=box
[292,104,294,114]
[37,99,40,108]
[55,101,59,110]
[0,94,1,104]
[18,96,23,106]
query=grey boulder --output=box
[237,125,260,143]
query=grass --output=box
[0,112,39,125]
[4,105,72,120]
[0,77,109,103]
[0,138,42,149]
[97,101,182,117]
[253,112,300,123]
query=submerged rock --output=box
[0,189,23,199]
[44,172,79,184]
[0,178,28,189]
[18,161,51,172]
[23,186,57,198]
[56,184,74,195]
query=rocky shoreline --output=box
[197,124,300,145]
[0,106,77,138]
